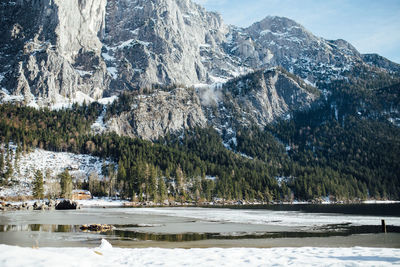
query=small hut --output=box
[71,190,92,200]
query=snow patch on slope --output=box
[91,96,118,134]
[98,95,118,105]
[0,145,114,197]
[51,91,96,110]
[0,88,24,103]
[91,106,107,134]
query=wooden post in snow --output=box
[381,219,387,233]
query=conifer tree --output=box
[108,164,117,198]
[0,150,4,175]
[88,172,100,196]
[144,163,151,201]
[117,162,127,182]
[59,169,73,199]
[0,150,4,184]
[158,176,167,202]
[4,155,13,182]
[193,176,202,202]
[149,165,157,201]
[33,170,44,199]
[175,165,185,202]
[14,144,21,172]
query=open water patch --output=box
[1,223,399,242]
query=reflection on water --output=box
[0,224,80,233]
[1,223,400,242]
[107,225,400,242]
[1,205,400,248]
[109,231,217,242]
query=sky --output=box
[193,0,400,64]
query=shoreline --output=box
[2,202,400,218]
[2,198,400,210]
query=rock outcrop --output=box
[223,68,318,126]
[107,88,207,140]
[1,0,399,139]
[362,54,400,73]
[103,0,245,90]
[0,0,109,107]
[1,0,399,107]
[0,200,58,211]
[55,199,80,210]
[103,67,318,140]
[201,68,319,146]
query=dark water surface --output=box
[223,203,400,216]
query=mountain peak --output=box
[362,53,400,73]
[249,16,308,35]
[247,16,316,46]
[0,0,399,108]
[257,16,303,27]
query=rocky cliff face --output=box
[1,0,399,139]
[0,0,109,106]
[104,67,318,140]
[103,0,245,90]
[106,88,207,140]
[200,68,318,147]
[223,68,318,125]
[2,0,398,106]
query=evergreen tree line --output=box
[1,71,399,201]
[0,104,282,202]
[31,168,73,200]
[262,87,400,200]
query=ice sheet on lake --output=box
[121,207,400,227]
[76,198,127,207]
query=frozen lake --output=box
[1,205,400,248]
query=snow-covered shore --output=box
[75,198,128,207]
[0,239,399,267]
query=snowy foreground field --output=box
[0,239,399,267]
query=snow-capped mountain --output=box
[0,0,399,139]
[227,16,365,84]
[1,0,399,202]
[103,0,246,90]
